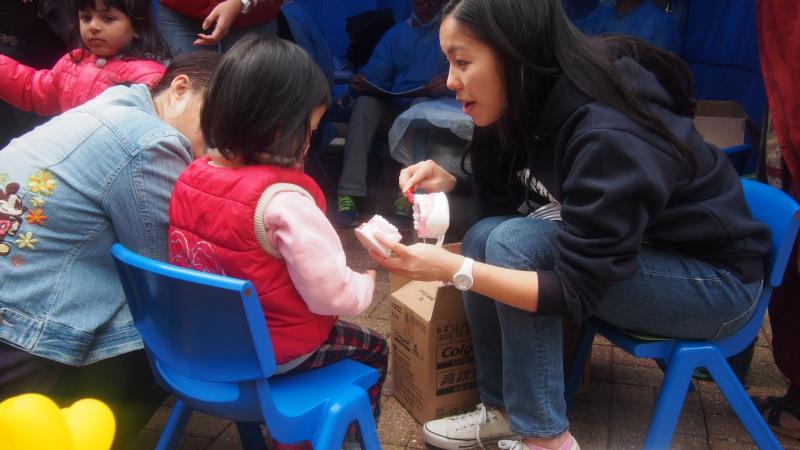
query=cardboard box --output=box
[693,100,757,149]
[389,245,480,423]
[389,245,591,424]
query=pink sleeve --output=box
[263,191,375,316]
[0,53,63,115]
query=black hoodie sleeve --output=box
[535,127,682,323]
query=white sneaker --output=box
[497,436,581,450]
[423,403,519,449]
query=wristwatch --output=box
[240,0,253,15]
[453,257,474,291]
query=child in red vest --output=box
[0,0,170,116]
[167,35,387,450]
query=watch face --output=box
[454,274,472,290]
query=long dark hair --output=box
[71,0,171,62]
[201,35,331,167]
[598,34,696,118]
[444,0,695,200]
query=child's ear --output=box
[164,74,194,118]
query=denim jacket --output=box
[0,85,192,366]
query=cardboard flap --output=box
[392,280,442,321]
[693,100,757,149]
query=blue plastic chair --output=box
[565,179,800,450]
[110,244,381,450]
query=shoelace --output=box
[337,195,355,211]
[498,440,522,450]
[449,403,488,449]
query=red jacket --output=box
[0,49,165,115]
[168,157,336,364]
[160,0,282,28]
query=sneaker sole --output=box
[422,427,518,450]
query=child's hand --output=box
[195,0,241,46]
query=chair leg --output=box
[705,352,782,450]
[236,422,268,450]
[565,320,596,409]
[313,389,376,450]
[156,399,192,450]
[643,347,696,450]
[354,396,380,450]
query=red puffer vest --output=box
[168,157,335,364]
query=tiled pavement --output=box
[131,224,800,450]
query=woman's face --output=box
[440,16,507,127]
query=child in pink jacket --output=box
[168,35,387,450]
[0,0,170,116]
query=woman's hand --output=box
[399,159,457,196]
[369,234,462,282]
[194,0,242,46]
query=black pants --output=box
[0,0,70,148]
[0,342,169,450]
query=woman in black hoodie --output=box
[369,1,770,449]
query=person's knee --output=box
[351,95,383,115]
[485,218,557,270]
[462,216,509,260]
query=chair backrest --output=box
[110,244,277,383]
[740,179,800,287]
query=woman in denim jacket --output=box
[0,51,221,445]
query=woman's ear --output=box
[163,74,194,119]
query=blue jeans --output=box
[157,4,277,55]
[461,216,762,438]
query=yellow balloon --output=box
[61,398,116,450]
[0,393,73,450]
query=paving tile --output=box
[129,428,213,450]
[709,437,758,449]
[779,434,800,450]
[593,335,613,347]
[675,391,708,437]
[569,381,611,424]
[608,425,647,450]
[747,345,788,391]
[377,396,418,446]
[368,292,393,321]
[206,423,271,450]
[670,432,710,449]
[612,361,665,389]
[406,424,426,449]
[612,347,659,369]
[569,418,609,450]
[144,405,173,432]
[183,412,231,438]
[588,345,612,383]
[610,384,655,431]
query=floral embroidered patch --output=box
[1,171,57,257]
[28,170,56,196]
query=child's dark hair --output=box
[150,50,223,96]
[201,34,331,167]
[72,0,171,62]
